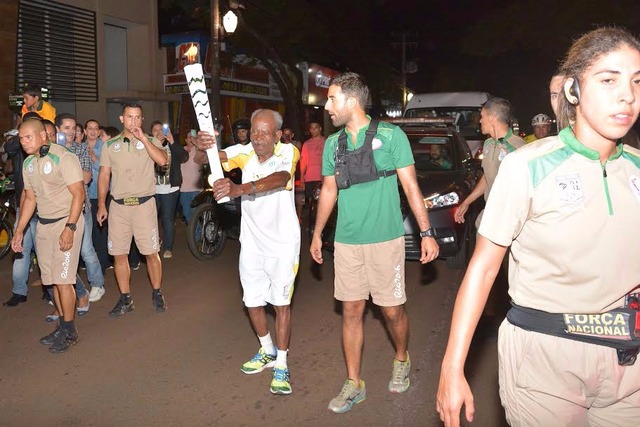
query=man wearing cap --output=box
[524,113,553,143]
[11,119,85,353]
[96,103,169,317]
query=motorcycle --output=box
[186,168,241,260]
[0,175,16,259]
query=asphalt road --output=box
[0,222,508,426]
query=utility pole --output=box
[210,0,222,121]
[391,32,417,111]
[401,32,407,110]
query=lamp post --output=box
[209,0,238,123]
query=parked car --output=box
[317,117,484,269]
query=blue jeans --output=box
[80,209,104,287]
[11,212,37,296]
[156,191,179,251]
[179,191,199,224]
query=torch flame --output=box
[184,44,198,64]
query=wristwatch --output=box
[419,228,436,238]
[65,223,77,232]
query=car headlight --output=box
[424,191,460,209]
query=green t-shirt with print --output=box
[322,120,414,244]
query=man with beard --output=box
[310,72,439,413]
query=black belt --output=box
[38,216,65,225]
[112,196,153,206]
[507,302,640,351]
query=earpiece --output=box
[39,144,50,157]
[569,77,581,104]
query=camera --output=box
[56,132,66,145]
[162,123,169,136]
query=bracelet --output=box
[250,181,257,195]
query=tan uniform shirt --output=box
[22,143,84,219]
[481,129,526,200]
[479,128,640,314]
[100,133,162,199]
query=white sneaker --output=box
[163,250,173,259]
[89,286,106,302]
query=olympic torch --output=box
[183,44,230,203]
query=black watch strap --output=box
[65,223,77,232]
[419,228,436,238]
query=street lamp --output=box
[210,0,238,124]
[223,10,238,33]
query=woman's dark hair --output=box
[557,27,640,129]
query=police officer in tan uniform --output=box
[454,97,525,227]
[11,119,85,353]
[96,103,168,317]
[437,27,640,427]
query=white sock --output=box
[258,333,276,356]
[276,349,288,368]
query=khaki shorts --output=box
[334,237,406,306]
[36,215,84,286]
[108,198,160,256]
[498,319,640,426]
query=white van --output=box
[404,92,490,154]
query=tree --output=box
[158,0,399,133]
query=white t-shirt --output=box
[222,142,301,257]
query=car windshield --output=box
[405,107,482,141]
[408,135,455,171]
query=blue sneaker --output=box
[270,365,292,395]
[328,379,366,413]
[241,348,276,374]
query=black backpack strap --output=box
[364,120,379,148]
[337,129,348,156]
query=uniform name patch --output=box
[563,312,631,340]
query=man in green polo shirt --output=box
[310,72,439,414]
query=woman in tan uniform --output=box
[437,27,640,427]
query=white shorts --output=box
[239,250,299,307]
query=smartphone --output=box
[162,123,169,136]
[190,129,197,137]
[56,132,66,145]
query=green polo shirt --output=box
[322,119,414,244]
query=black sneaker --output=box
[152,290,167,313]
[49,329,79,354]
[3,293,27,307]
[39,327,63,345]
[130,262,141,271]
[109,295,135,317]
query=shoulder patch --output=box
[528,145,574,188]
[622,147,640,170]
[106,134,124,147]
[46,151,61,165]
[24,155,36,168]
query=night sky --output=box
[372,0,639,133]
[159,0,640,134]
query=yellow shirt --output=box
[21,101,56,123]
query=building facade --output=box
[2,0,170,133]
